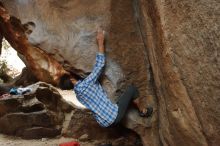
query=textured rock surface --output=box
[108,1,158,145]
[0,6,67,85]
[0,0,124,99]
[0,0,219,146]
[0,82,73,139]
[138,0,220,146]
[65,109,142,146]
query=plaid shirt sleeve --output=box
[82,53,105,84]
[74,52,118,127]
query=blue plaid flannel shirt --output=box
[74,53,119,127]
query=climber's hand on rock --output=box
[97,28,105,44]
[96,28,105,53]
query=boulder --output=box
[65,109,142,146]
[0,82,73,139]
[0,82,142,146]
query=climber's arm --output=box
[82,29,106,84]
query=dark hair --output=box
[58,74,74,90]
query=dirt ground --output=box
[0,134,98,146]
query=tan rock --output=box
[79,134,89,142]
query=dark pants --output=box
[111,85,138,126]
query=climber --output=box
[58,28,153,127]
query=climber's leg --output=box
[112,85,138,125]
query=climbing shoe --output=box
[139,107,153,117]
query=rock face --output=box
[108,1,158,145]
[0,0,124,99]
[138,0,220,145]
[0,82,73,139]
[0,5,67,86]
[0,0,219,146]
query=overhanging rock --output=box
[0,0,124,100]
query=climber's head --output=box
[58,74,75,90]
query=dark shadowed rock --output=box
[18,127,61,139]
[66,109,142,146]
